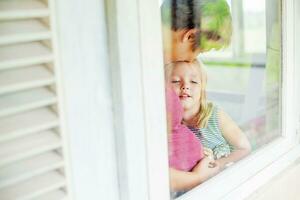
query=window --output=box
[201,0,281,151]
[106,0,300,199]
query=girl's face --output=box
[167,62,202,113]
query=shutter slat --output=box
[0,108,59,143]
[0,20,51,45]
[0,152,64,189]
[0,171,65,200]
[31,190,67,200]
[0,88,57,118]
[0,66,54,95]
[0,0,49,20]
[0,131,61,167]
[0,42,53,70]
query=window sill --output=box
[177,138,300,200]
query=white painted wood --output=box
[137,0,171,199]
[0,87,57,117]
[31,189,66,200]
[0,171,65,200]
[0,66,54,95]
[0,152,64,189]
[107,0,170,199]
[55,0,119,199]
[106,0,152,199]
[245,159,300,200]
[223,145,300,200]
[295,0,300,141]
[178,138,295,200]
[281,0,296,140]
[0,0,49,20]
[0,0,71,199]
[0,19,51,45]
[0,108,59,143]
[0,131,61,167]
[47,0,73,199]
[0,42,53,70]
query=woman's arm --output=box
[169,157,220,191]
[217,109,252,169]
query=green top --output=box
[188,105,233,159]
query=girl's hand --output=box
[203,148,216,168]
[213,159,226,170]
[203,147,214,160]
[192,157,221,181]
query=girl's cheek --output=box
[166,82,174,89]
[173,87,181,96]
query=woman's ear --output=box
[182,29,198,43]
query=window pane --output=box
[243,0,267,54]
[202,0,281,149]
[161,0,281,197]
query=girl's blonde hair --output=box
[165,60,213,128]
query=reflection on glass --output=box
[161,0,281,198]
[202,0,281,149]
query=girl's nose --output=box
[181,83,190,90]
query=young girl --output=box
[166,60,252,192]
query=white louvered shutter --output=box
[0,0,70,199]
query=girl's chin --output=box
[181,102,200,113]
[179,99,191,106]
[181,103,192,111]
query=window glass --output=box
[160,0,281,197]
[202,0,281,149]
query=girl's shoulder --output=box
[207,102,220,120]
[208,103,230,121]
[204,102,221,131]
[207,103,231,132]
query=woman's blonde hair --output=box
[165,60,213,128]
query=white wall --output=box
[55,0,119,199]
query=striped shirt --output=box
[188,105,233,159]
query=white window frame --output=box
[107,0,300,200]
[105,0,170,199]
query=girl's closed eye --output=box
[191,80,199,84]
[171,80,180,84]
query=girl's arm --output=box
[217,109,252,169]
[169,157,220,191]
[169,168,201,191]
